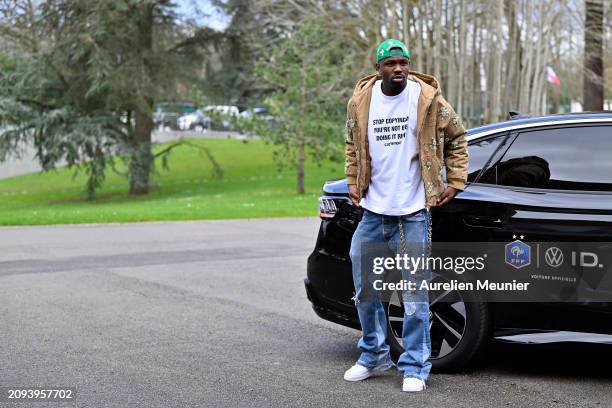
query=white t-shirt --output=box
[360,79,425,215]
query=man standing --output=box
[343,39,468,392]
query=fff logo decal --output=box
[505,240,531,269]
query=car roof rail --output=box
[507,111,530,120]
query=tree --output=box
[200,0,254,105]
[210,0,340,105]
[219,0,608,131]
[0,0,218,198]
[584,0,604,111]
[247,16,355,194]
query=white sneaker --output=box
[343,362,394,382]
[402,377,426,392]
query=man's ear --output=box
[374,62,380,72]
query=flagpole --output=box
[563,81,569,113]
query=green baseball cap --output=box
[376,39,411,62]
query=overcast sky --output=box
[175,0,229,30]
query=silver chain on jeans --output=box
[398,217,408,257]
[427,211,432,247]
[397,211,432,257]
[398,211,432,304]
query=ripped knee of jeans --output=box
[351,294,360,305]
[403,301,416,316]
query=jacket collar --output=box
[349,71,441,140]
[407,73,438,134]
[351,71,439,109]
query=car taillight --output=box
[319,196,352,219]
[319,197,337,218]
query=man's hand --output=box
[348,184,361,207]
[436,186,459,206]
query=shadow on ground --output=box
[483,342,612,378]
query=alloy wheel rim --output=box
[387,273,467,359]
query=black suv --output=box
[305,112,612,372]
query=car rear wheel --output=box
[385,273,491,372]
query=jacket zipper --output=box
[355,134,361,199]
[352,103,363,201]
[418,98,434,210]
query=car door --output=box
[443,124,612,242]
[445,123,612,331]
[432,131,513,242]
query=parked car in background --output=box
[177,110,211,132]
[177,105,242,132]
[239,107,278,129]
[239,106,268,119]
[305,112,612,372]
[154,102,197,130]
[202,105,239,130]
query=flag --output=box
[546,66,561,87]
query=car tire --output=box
[385,274,491,373]
[194,124,204,132]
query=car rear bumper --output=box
[304,278,361,330]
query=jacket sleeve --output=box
[344,99,358,185]
[438,96,468,191]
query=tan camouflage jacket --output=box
[344,71,468,209]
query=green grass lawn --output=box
[0,138,344,225]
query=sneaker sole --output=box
[402,383,426,392]
[344,363,394,382]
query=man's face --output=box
[376,53,410,91]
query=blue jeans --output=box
[349,208,432,381]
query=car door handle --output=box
[464,215,503,229]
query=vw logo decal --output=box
[545,247,564,268]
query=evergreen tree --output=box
[247,16,355,193]
[0,0,218,198]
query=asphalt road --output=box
[1,219,611,408]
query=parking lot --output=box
[1,218,611,407]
